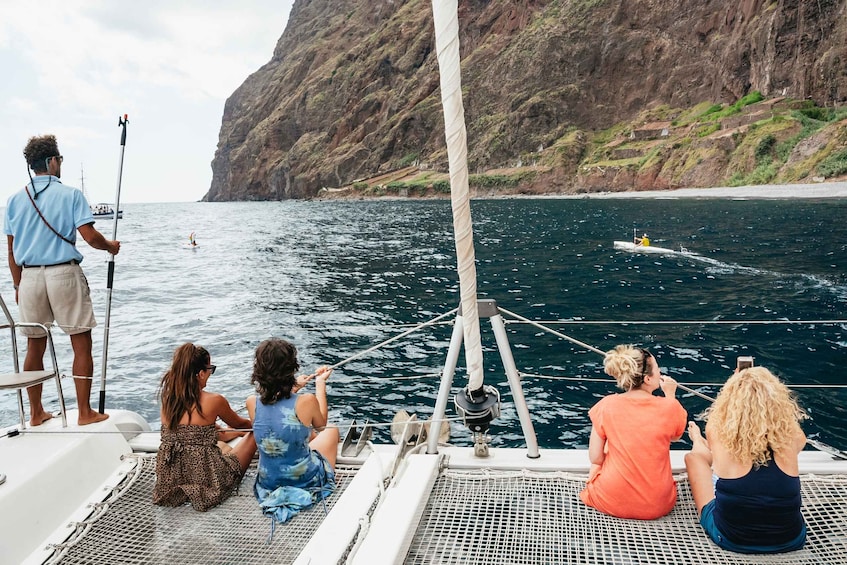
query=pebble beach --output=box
[575,181,847,199]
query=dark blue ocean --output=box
[2,198,845,450]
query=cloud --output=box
[0,1,293,203]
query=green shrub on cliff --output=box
[728,162,777,186]
[399,153,419,167]
[469,174,519,188]
[433,180,451,193]
[468,170,538,189]
[755,134,776,164]
[707,91,765,121]
[817,149,847,178]
[698,103,723,118]
[697,123,721,137]
[774,110,833,162]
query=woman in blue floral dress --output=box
[246,338,339,523]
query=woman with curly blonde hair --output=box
[685,366,808,553]
[580,345,687,519]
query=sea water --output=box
[1,198,845,449]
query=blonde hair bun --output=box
[604,344,644,391]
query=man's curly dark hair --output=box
[251,338,301,405]
[23,135,60,173]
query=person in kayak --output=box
[634,233,650,246]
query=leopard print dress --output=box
[153,424,243,511]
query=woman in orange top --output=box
[580,345,687,519]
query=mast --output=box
[431,0,484,391]
[430,1,530,458]
[80,164,88,200]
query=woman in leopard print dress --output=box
[153,343,257,511]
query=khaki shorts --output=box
[18,263,97,337]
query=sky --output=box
[0,1,294,204]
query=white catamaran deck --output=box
[47,455,361,565]
[13,431,847,565]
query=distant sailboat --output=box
[81,164,123,219]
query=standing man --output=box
[4,134,120,426]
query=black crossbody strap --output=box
[24,185,76,246]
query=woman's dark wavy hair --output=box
[158,343,210,429]
[251,338,300,405]
[23,135,60,173]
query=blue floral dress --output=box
[252,394,335,523]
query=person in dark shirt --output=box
[685,366,808,553]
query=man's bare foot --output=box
[78,412,110,426]
[687,421,710,454]
[30,412,54,427]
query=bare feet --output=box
[687,421,710,454]
[29,411,54,427]
[78,411,110,426]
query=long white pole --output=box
[98,115,128,413]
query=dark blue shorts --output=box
[699,500,806,554]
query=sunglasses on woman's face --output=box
[638,349,653,378]
[206,365,217,375]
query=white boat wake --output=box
[615,241,847,300]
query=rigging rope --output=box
[18,307,845,455]
[504,318,847,326]
[517,372,847,390]
[39,304,845,422]
[498,307,715,402]
[329,308,457,370]
[29,317,847,336]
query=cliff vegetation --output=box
[204,0,847,201]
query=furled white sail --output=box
[431,0,484,391]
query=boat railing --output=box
[314,303,847,463]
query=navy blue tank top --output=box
[714,459,804,545]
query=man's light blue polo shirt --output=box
[4,176,94,266]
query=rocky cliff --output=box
[204,0,847,201]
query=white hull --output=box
[91,203,123,219]
[0,410,149,565]
[614,240,683,254]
